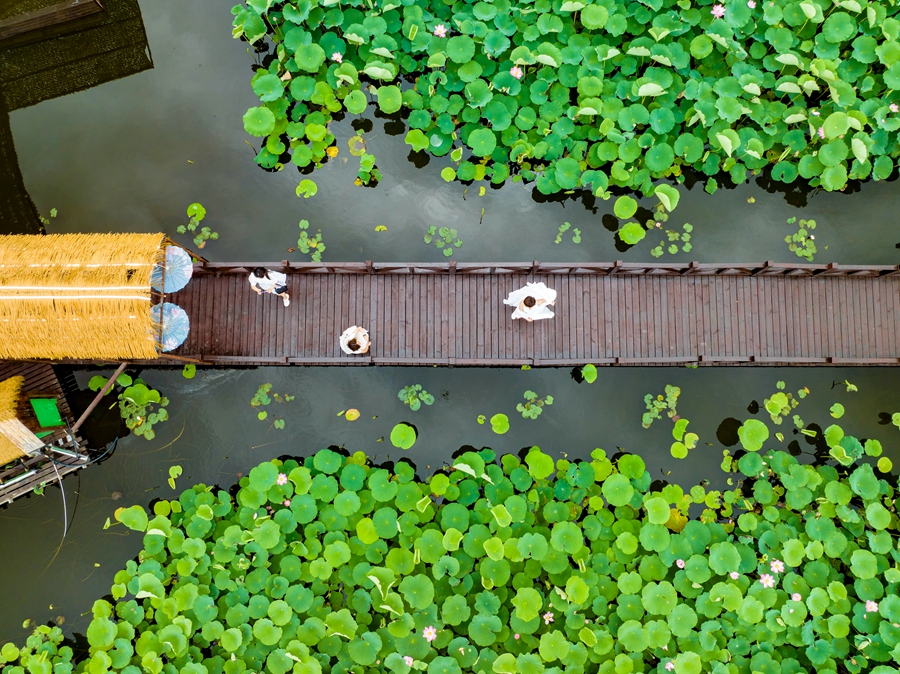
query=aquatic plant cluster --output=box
[234,0,900,195]
[8,415,896,674]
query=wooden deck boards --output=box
[152,263,900,366]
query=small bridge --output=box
[164,261,900,367]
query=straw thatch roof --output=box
[0,233,167,360]
[0,375,24,464]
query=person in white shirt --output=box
[340,326,370,354]
[249,267,290,307]
[504,281,556,322]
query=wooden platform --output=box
[0,361,88,506]
[156,261,900,367]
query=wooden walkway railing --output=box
[155,260,900,367]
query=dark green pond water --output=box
[1,0,899,648]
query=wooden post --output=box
[71,362,128,432]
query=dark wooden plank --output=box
[821,277,833,358]
[881,278,895,356]
[866,278,878,357]
[836,278,848,358]
[872,278,884,357]
[475,276,485,360]
[654,277,665,358]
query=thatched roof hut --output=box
[0,233,171,360]
[0,375,29,464]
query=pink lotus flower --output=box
[866,600,879,613]
[792,593,802,602]
[747,0,756,6]
[711,4,726,17]
[283,499,291,507]
[817,127,825,139]
[664,663,675,672]
[514,634,520,640]
[422,626,437,642]
[277,472,288,485]
[332,52,342,63]
[543,612,554,625]
[510,66,524,79]
[760,574,775,588]
[891,103,899,113]
[404,657,414,667]
[434,24,447,38]
[730,572,740,579]
[676,559,685,569]
[770,559,785,574]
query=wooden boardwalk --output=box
[159,261,900,367]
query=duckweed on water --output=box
[235,0,900,199]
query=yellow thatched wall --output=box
[0,233,166,360]
[0,376,25,464]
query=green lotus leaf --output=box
[468,614,501,646]
[654,184,680,212]
[641,581,677,615]
[511,587,543,621]
[324,608,358,640]
[490,413,509,434]
[848,462,879,499]
[644,497,671,524]
[709,541,741,575]
[295,44,326,72]
[613,195,638,219]
[538,630,569,662]
[645,143,674,173]
[550,521,583,553]
[428,657,461,674]
[822,12,856,42]
[581,4,609,29]
[602,474,634,507]
[467,129,496,157]
[447,36,475,63]
[390,422,416,449]
[553,157,581,189]
[674,652,701,674]
[442,594,471,625]
[348,633,381,665]
[344,89,367,114]
[377,85,403,114]
[619,222,646,245]
[399,574,434,610]
[738,418,768,451]
[618,620,648,652]
[252,73,284,102]
[115,505,148,532]
[296,179,317,198]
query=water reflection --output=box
[0,0,152,234]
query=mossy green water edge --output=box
[234,0,900,196]
[4,427,900,674]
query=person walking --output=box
[340,326,370,354]
[248,268,290,307]
[504,281,556,322]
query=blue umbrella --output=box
[151,302,190,352]
[150,246,194,293]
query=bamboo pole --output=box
[71,362,128,432]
